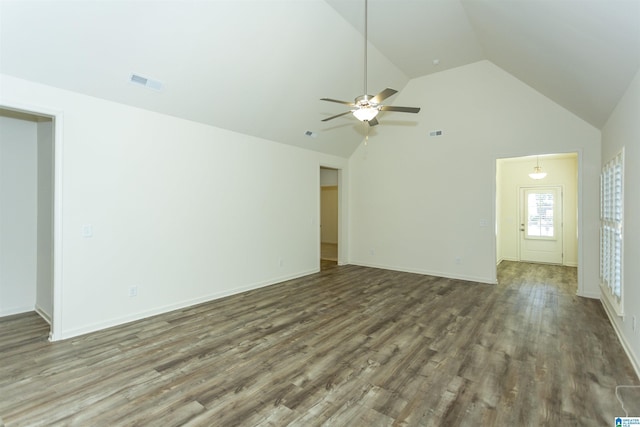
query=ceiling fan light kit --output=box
[352,107,379,122]
[320,0,420,127]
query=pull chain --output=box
[365,123,369,146]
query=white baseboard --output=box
[35,305,52,325]
[578,290,601,299]
[601,297,640,380]
[0,305,34,317]
[350,261,497,285]
[57,268,319,341]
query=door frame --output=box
[518,185,564,264]
[1,101,64,341]
[319,165,345,268]
[493,150,584,296]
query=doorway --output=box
[0,107,56,339]
[320,167,339,269]
[496,153,578,273]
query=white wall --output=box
[0,116,38,315]
[320,167,338,187]
[349,61,601,292]
[320,167,339,244]
[36,120,54,320]
[497,155,578,266]
[1,74,348,339]
[496,160,503,264]
[320,186,338,244]
[601,68,640,375]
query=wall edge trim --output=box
[601,298,640,380]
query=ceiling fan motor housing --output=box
[355,94,378,108]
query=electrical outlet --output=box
[455,257,462,265]
[279,258,284,268]
[129,286,138,297]
[370,248,375,256]
[633,315,637,332]
[82,224,93,238]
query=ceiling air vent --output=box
[129,73,163,91]
[304,130,318,138]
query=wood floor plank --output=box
[1,262,638,426]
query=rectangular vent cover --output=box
[130,73,163,91]
[304,130,318,138]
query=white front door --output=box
[519,186,563,264]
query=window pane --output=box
[600,149,624,309]
[527,192,554,237]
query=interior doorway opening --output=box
[0,107,55,339]
[496,152,579,289]
[320,167,339,270]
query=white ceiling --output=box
[1,0,639,158]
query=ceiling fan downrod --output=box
[364,0,368,96]
[319,0,421,127]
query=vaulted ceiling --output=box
[1,0,639,158]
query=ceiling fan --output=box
[321,0,420,127]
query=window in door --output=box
[526,191,555,239]
[520,187,563,264]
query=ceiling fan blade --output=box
[367,117,379,126]
[379,106,421,113]
[370,88,398,104]
[321,110,353,122]
[320,98,355,106]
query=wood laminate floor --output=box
[320,243,338,262]
[1,262,638,426]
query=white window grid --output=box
[600,149,624,314]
